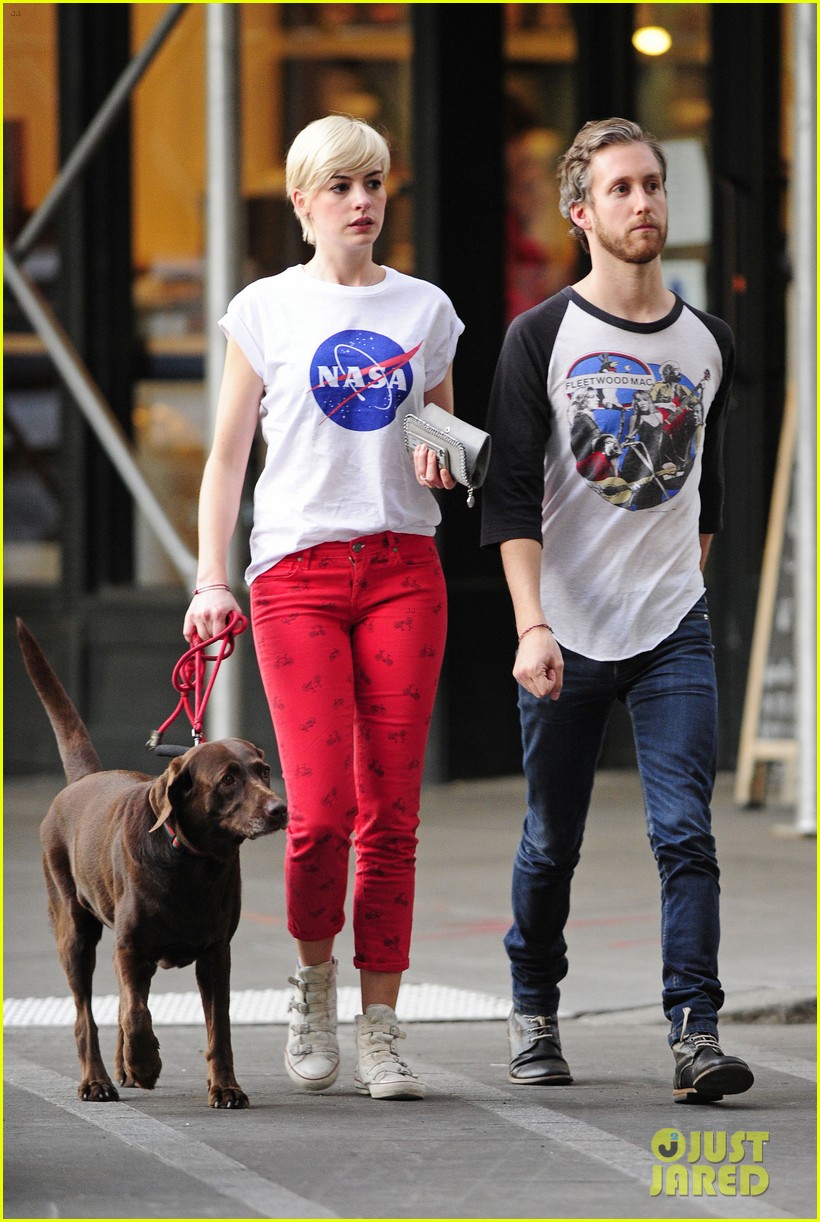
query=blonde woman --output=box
[185,115,463,1100]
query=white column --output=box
[791,4,816,833]
[204,5,243,742]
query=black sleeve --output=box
[692,307,734,534]
[480,293,569,549]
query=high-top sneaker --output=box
[354,1004,425,1100]
[284,958,339,1091]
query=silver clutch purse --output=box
[403,402,492,509]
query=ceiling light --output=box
[632,25,672,56]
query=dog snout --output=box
[242,786,288,839]
[267,794,288,831]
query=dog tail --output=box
[16,618,103,783]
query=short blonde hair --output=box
[286,114,392,246]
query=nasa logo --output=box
[309,330,420,432]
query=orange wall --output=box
[4,4,281,268]
[131,5,283,267]
[131,5,207,266]
[4,4,58,211]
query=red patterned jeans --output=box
[250,532,447,973]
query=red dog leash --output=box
[146,611,248,756]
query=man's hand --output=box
[513,626,563,701]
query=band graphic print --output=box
[566,351,712,510]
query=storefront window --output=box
[4,4,413,589]
[501,4,714,324]
[3,3,717,588]
[4,3,61,585]
[503,5,578,322]
[632,4,712,310]
[131,4,413,585]
[632,3,711,139]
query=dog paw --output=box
[79,1078,120,1103]
[123,1053,162,1090]
[209,1084,250,1109]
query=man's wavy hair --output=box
[558,118,668,252]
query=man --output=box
[481,118,754,1103]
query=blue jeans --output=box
[506,595,723,1044]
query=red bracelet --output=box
[517,622,553,642]
[192,583,230,596]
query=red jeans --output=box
[250,532,447,973]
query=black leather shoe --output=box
[507,1010,573,1085]
[672,1031,754,1103]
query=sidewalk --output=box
[3,769,816,1219]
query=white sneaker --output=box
[284,959,340,1091]
[354,1004,426,1100]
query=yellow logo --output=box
[651,1128,686,1162]
[649,1129,769,1197]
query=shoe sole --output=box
[673,1063,754,1104]
[284,1057,339,1092]
[508,1072,573,1086]
[354,1078,426,1100]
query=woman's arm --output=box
[183,339,263,641]
[423,364,454,412]
[414,363,457,489]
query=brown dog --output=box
[16,618,287,1109]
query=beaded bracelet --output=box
[517,622,553,642]
[192,583,231,596]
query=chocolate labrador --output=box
[16,618,287,1108]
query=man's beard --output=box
[593,217,668,265]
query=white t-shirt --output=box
[219,265,464,584]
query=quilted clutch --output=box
[403,402,491,508]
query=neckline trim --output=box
[297,264,392,293]
[565,285,683,332]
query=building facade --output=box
[4,4,793,778]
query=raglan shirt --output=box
[481,287,734,660]
[220,265,464,584]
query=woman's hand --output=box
[512,627,564,701]
[183,586,243,643]
[413,442,457,492]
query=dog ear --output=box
[237,738,265,761]
[148,756,192,832]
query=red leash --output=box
[146,611,248,756]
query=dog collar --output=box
[163,821,209,858]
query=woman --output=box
[184,115,463,1100]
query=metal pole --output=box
[13,4,187,260]
[791,5,816,834]
[204,5,243,741]
[4,242,198,588]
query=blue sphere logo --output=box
[309,330,418,432]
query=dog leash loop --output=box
[147,611,248,754]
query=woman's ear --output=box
[291,188,309,220]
